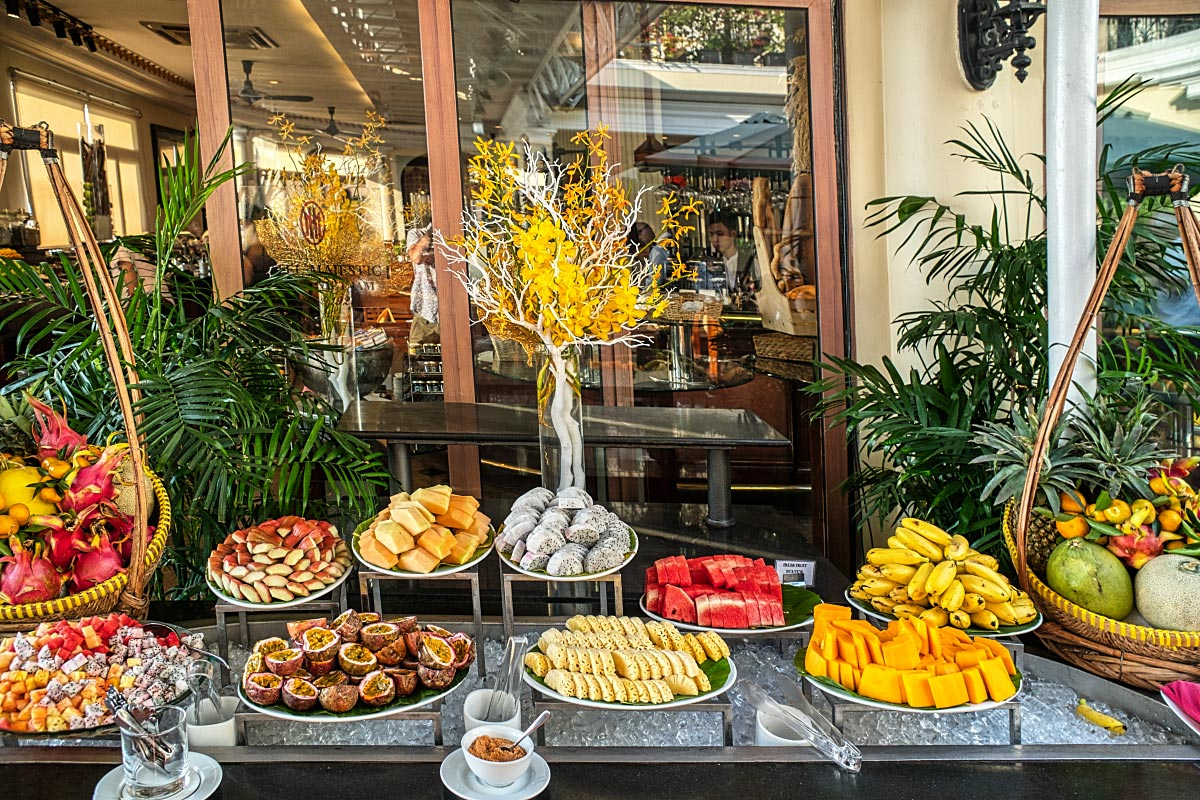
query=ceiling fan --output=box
[237,60,313,105]
[316,107,345,137]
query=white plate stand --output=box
[500,566,624,640]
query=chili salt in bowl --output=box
[461,724,535,789]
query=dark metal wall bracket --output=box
[958,0,1047,91]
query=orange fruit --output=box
[38,486,63,504]
[6,504,29,526]
[40,458,71,480]
[1055,515,1089,539]
[1149,476,1169,496]
[1102,499,1132,524]
[1158,509,1183,532]
[1059,491,1087,514]
[0,491,6,511]
[0,516,17,536]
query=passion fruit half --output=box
[375,641,406,667]
[313,672,347,690]
[424,624,453,639]
[301,627,340,662]
[359,612,382,625]
[417,664,456,690]
[403,631,424,658]
[243,652,265,676]
[337,643,379,677]
[360,622,401,652]
[306,657,336,677]
[359,669,397,707]
[264,648,305,677]
[244,672,283,705]
[282,677,319,711]
[331,609,362,642]
[253,636,290,657]
[319,683,359,713]
[385,668,418,697]
[418,635,455,669]
[286,618,329,642]
[390,616,418,635]
[448,632,476,670]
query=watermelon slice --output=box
[702,561,725,588]
[739,592,760,628]
[645,567,659,588]
[646,585,663,614]
[695,594,712,627]
[654,559,673,585]
[662,585,697,624]
[672,555,692,587]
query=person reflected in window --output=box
[708,211,759,295]
[629,221,671,288]
[407,225,439,344]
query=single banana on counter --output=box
[925,560,958,596]
[893,528,945,562]
[1076,700,1126,735]
[900,517,953,546]
[867,547,928,566]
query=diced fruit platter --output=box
[497,487,638,580]
[795,603,1022,713]
[353,486,494,576]
[206,517,352,608]
[0,614,202,735]
[522,615,736,710]
[238,610,474,722]
[641,554,821,633]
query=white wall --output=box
[843,0,1047,371]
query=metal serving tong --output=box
[483,635,527,723]
[742,677,862,773]
[105,687,176,766]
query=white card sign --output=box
[775,559,816,587]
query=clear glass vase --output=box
[537,346,585,492]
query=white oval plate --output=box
[351,523,496,578]
[637,584,818,635]
[801,672,1022,715]
[237,671,467,723]
[206,566,350,611]
[497,526,638,582]
[523,652,736,711]
[1161,690,1200,739]
[843,589,1043,638]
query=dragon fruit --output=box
[1106,524,1164,570]
[25,394,88,461]
[58,445,126,513]
[0,543,62,604]
[70,532,125,592]
[33,513,87,571]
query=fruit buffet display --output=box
[847,517,1040,633]
[354,486,493,574]
[0,614,200,733]
[207,517,351,605]
[240,610,475,718]
[797,604,1020,711]
[497,487,636,578]
[0,396,157,606]
[643,554,820,631]
[523,615,733,705]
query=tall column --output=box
[1045,1,1099,402]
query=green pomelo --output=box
[1134,554,1200,631]
[1045,539,1133,620]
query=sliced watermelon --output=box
[662,585,697,624]
[702,561,725,588]
[646,585,663,614]
[645,566,659,588]
[672,555,692,587]
[654,559,673,585]
[695,594,711,627]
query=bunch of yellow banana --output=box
[848,517,1038,629]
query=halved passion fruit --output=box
[331,609,362,642]
[319,683,359,713]
[243,652,265,675]
[385,668,418,697]
[338,643,379,677]
[253,637,290,657]
[244,672,283,705]
[390,616,418,635]
[417,664,456,690]
[360,622,400,652]
[448,632,476,670]
[375,641,406,667]
[282,677,318,711]
[399,656,420,671]
[418,635,455,669]
[301,627,340,662]
[264,648,305,677]
[286,618,328,642]
[359,613,382,625]
[424,624,453,639]
[313,672,347,689]
[359,669,396,707]
[306,658,336,677]
[403,631,424,658]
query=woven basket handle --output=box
[0,120,153,617]
[1014,168,1200,588]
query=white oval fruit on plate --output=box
[351,520,496,578]
[497,526,638,582]
[207,567,350,610]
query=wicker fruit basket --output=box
[1006,167,1200,690]
[0,120,161,628]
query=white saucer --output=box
[93,752,222,800]
[440,748,550,800]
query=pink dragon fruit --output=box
[0,542,62,604]
[32,513,87,571]
[58,445,126,513]
[1107,524,1164,570]
[25,394,88,461]
[70,532,125,592]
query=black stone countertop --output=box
[5,748,1200,800]
[337,401,789,448]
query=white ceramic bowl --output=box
[461,724,535,789]
[463,689,520,732]
[754,710,809,746]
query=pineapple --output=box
[0,394,34,459]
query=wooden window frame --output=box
[188,0,851,567]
